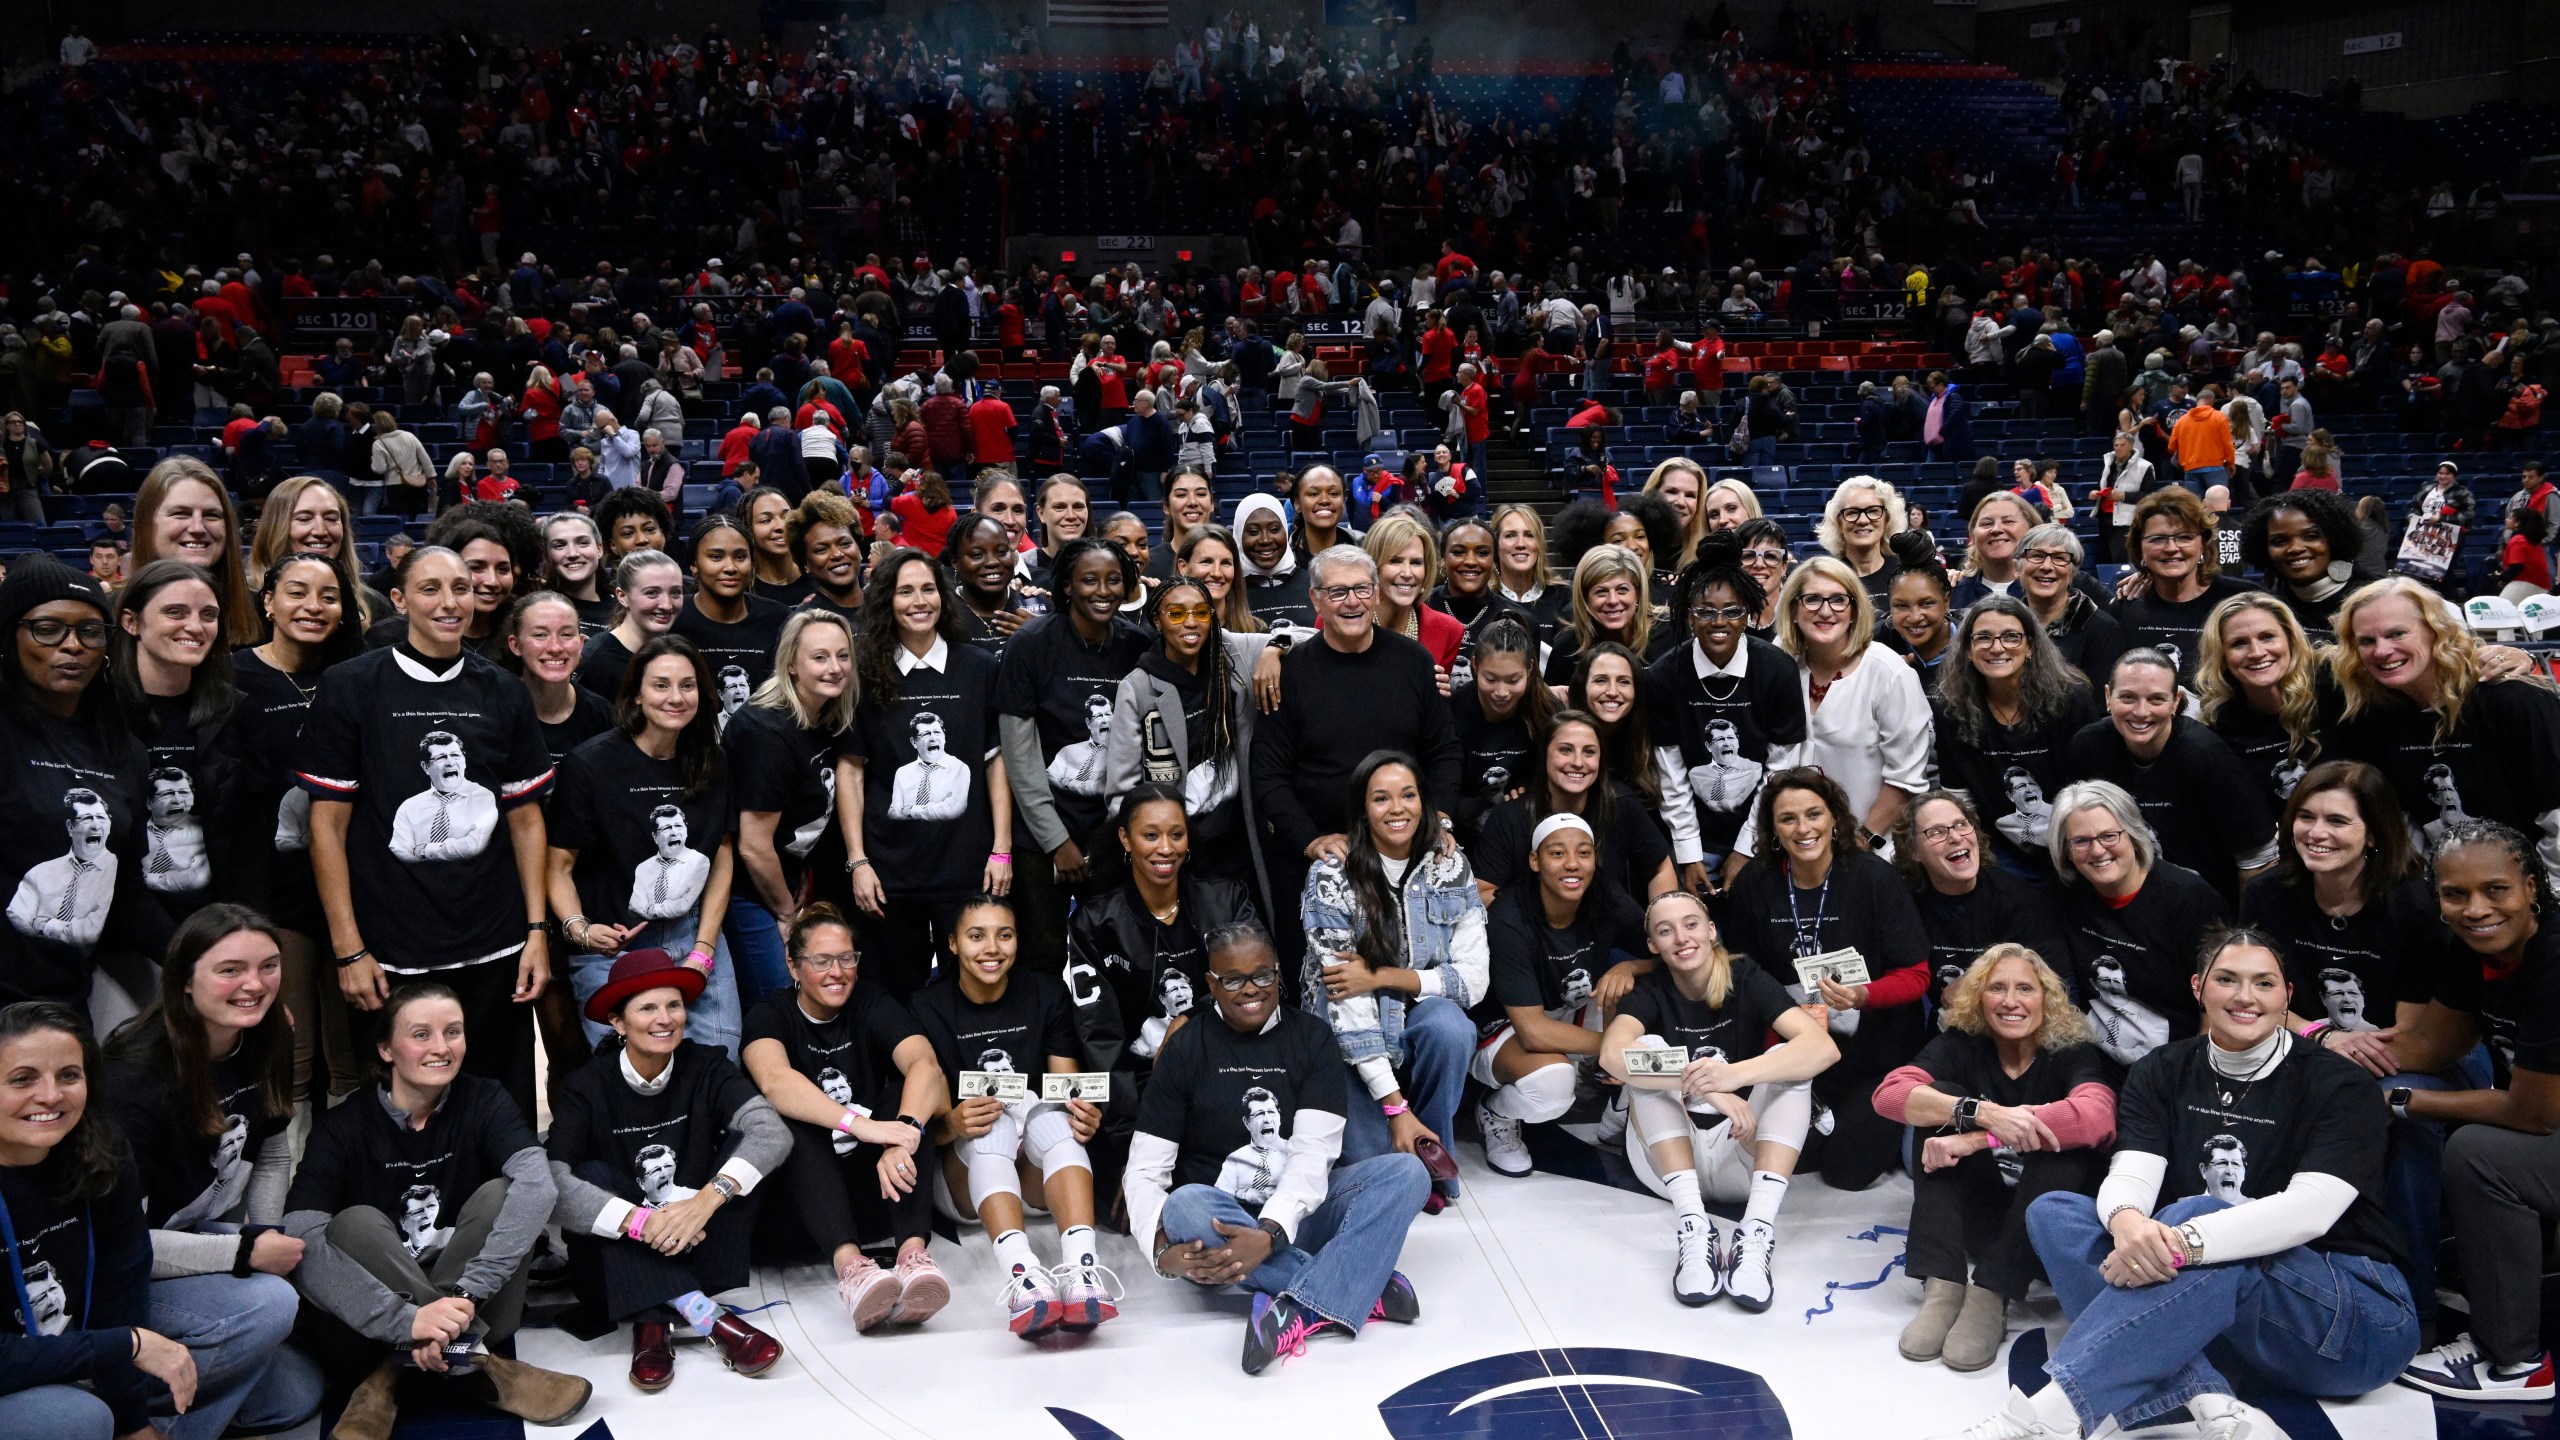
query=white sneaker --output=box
[1477,1099,1532,1176]
[1002,1264,1063,1338]
[1925,1386,2084,1440]
[2189,1392,2286,1440]
[1052,1261,1123,1330]
[1725,1218,1776,1313]
[1671,1214,1723,1306]
[2399,1331,2558,1401]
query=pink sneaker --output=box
[892,1248,951,1325]
[837,1255,901,1333]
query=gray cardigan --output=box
[1102,630,1275,914]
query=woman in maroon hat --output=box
[545,948,794,1392]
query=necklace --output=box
[2214,1033,2287,1108]
[256,646,319,704]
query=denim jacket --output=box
[1300,847,1488,1069]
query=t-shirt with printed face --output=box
[996,612,1153,847]
[107,1043,289,1233]
[222,651,325,932]
[118,692,218,915]
[0,1159,147,1343]
[0,704,158,1004]
[2059,863,2229,1069]
[673,595,793,739]
[1914,866,2074,1019]
[744,987,923,1154]
[2332,680,2560,862]
[839,642,1003,901]
[1486,883,1644,1024]
[1447,682,1536,828]
[292,643,555,973]
[722,702,838,899]
[1906,1027,2111,1112]
[547,1040,764,1207]
[909,969,1079,1103]
[1474,787,1673,917]
[1135,1004,1347,1208]
[1647,637,1807,859]
[1615,958,1796,1074]
[549,731,736,932]
[2107,574,2258,687]
[2425,925,2560,1086]
[1932,688,2100,874]
[284,1075,540,1266]
[2240,873,2439,1035]
[2115,1035,2403,1267]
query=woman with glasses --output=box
[1874,943,2114,1373]
[1652,533,1807,894]
[1732,517,1795,641]
[0,559,172,1011]
[2016,522,2127,684]
[1947,492,2041,611]
[2109,487,2259,688]
[1892,790,2071,1020]
[1747,557,1930,869]
[1103,579,1280,900]
[2066,648,2279,905]
[1818,476,1908,602]
[1719,767,1930,1192]
[1543,545,1663,688]
[1934,596,2099,879]
[2048,780,2230,1068]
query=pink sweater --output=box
[1871,1061,2117,1151]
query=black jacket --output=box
[1065,872,1261,1134]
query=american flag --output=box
[1046,0,1170,26]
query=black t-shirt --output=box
[1135,1006,1347,1207]
[1914,866,2075,1016]
[840,641,1003,900]
[2116,1035,2403,1267]
[957,596,1029,662]
[2426,925,2560,1085]
[743,988,923,1147]
[1716,850,1930,1070]
[1615,951,1796,1070]
[1244,568,1316,632]
[2205,700,2318,827]
[119,690,224,917]
[1647,638,1807,858]
[285,1075,541,1265]
[2239,873,2439,1034]
[2107,574,2258,686]
[1907,1027,2111,1110]
[2060,864,2230,1068]
[1447,683,1536,833]
[995,613,1152,845]
[675,596,793,737]
[0,706,163,1005]
[1932,686,2101,873]
[568,593,618,635]
[757,573,817,609]
[0,1155,149,1357]
[531,682,615,769]
[1135,652,1243,842]
[2064,715,2274,904]
[1543,627,1678,687]
[1474,787,1671,914]
[575,631,638,702]
[910,970,1079,1099]
[723,702,838,898]
[1485,883,1645,1021]
[548,1040,765,1205]
[219,650,326,931]
[293,642,555,973]
[2332,680,2560,861]
[1427,589,1536,694]
[549,731,736,932]
[106,1043,289,1232]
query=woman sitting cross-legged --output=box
[282,983,581,1440]
[1872,943,2115,1373]
[545,949,792,1393]
[1300,751,1481,1205]
[910,895,1116,1338]
[1600,890,1838,1313]
[1127,922,1428,1376]
[1933,927,2416,1440]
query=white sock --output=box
[1661,1168,1706,1221]
[1060,1224,1098,1268]
[993,1228,1040,1277]
[2028,1382,2081,1433]
[669,1289,721,1330]
[1742,1171,1788,1228]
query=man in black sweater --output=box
[1250,545,1461,974]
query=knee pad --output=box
[1493,1060,1578,1124]
[1625,1085,1696,1151]
[1750,1079,1815,1152]
[1022,1106,1092,1181]
[964,1108,1029,1213]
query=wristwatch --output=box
[1256,1217,1288,1248]
[895,1114,928,1139]
[2386,1086,2415,1119]
[1953,1096,1983,1131]
[709,1174,742,1203]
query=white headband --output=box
[1530,812,1597,851]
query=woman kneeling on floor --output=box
[546,949,792,1392]
[1873,943,2115,1373]
[1599,890,1837,1312]
[1934,927,2416,1440]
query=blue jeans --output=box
[150,1273,324,1440]
[723,896,792,1007]
[0,1386,114,1440]
[2181,464,2227,494]
[1746,435,1778,466]
[2382,1044,2494,1315]
[1159,1151,1428,1330]
[1337,996,1471,1195]
[2028,1191,2419,1430]
[569,915,741,1057]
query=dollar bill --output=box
[1793,948,1872,992]
[1041,1072,1113,1103]
[958,1071,1031,1101]
[1622,1046,1690,1076]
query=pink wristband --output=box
[1983,1133,2002,1149]
[1381,1101,1410,1117]
[625,1207,654,1240]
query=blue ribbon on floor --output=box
[723,1300,792,1318]
[1802,1224,1910,1324]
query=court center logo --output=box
[1049,1347,1791,1438]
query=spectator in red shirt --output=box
[1418,311,1458,409]
[997,300,1025,350]
[721,412,760,475]
[888,467,958,554]
[520,365,566,462]
[920,375,972,476]
[1435,242,1476,284]
[967,390,1018,474]
[1457,362,1492,478]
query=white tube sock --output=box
[1743,1171,1789,1228]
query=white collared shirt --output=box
[895,635,950,675]
[1690,638,1748,679]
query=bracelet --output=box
[2177,1221,2206,1268]
[847,856,873,871]
[1983,1133,2002,1150]
[1380,1100,1409,1117]
[836,1109,865,1136]
[624,1207,655,1240]
[335,947,372,968]
[527,920,547,930]
[2298,1020,2330,1041]
[132,1329,142,1360]
[988,851,1013,864]
[563,914,588,934]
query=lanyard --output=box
[0,1181,93,1335]
[1786,873,1831,959]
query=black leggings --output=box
[1813,1067,1907,1192]
[1905,1145,2108,1297]
[773,1121,936,1254]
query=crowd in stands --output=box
[5,12,2560,1440]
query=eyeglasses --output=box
[2066,829,2129,854]
[1917,817,1976,845]
[1742,548,1790,565]
[1210,967,1282,993]
[1690,602,1751,622]
[2019,548,2076,568]
[1316,583,1376,603]
[2141,532,2202,549]
[1969,630,2028,651]
[19,618,107,648]
[1839,504,1887,524]
[1794,593,1853,615]
[796,951,858,974]
[1159,603,1215,624]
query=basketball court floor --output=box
[499,1154,2455,1440]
